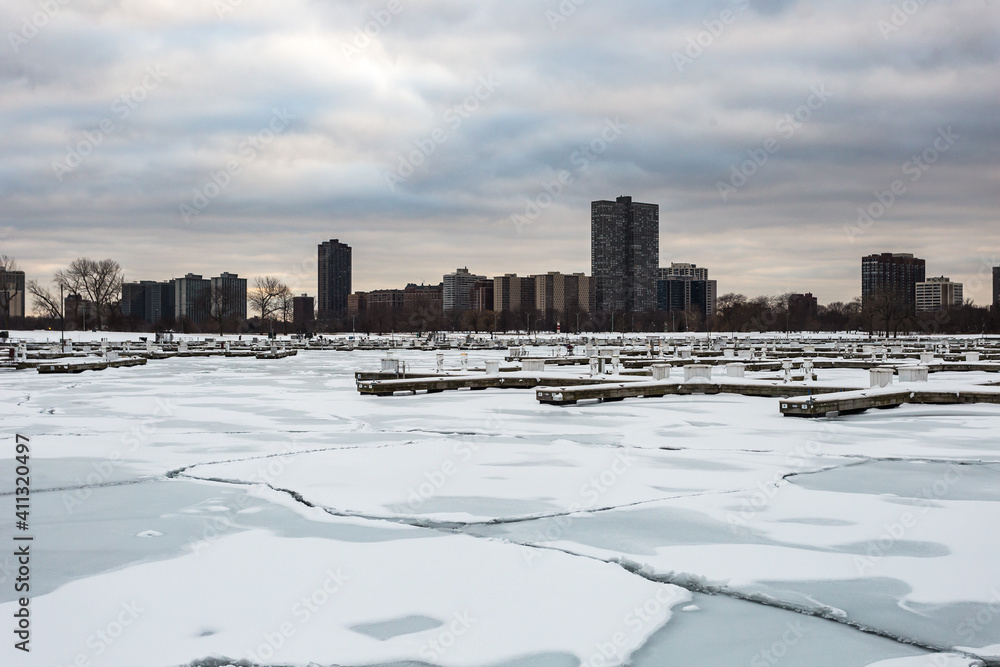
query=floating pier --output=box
[780,386,1000,418]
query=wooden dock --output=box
[35,357,148,374]
[535,379,859,406]
[357,373,640,396]
[780,386,1000,417]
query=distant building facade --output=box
[404,283,443,310]
[292,295,314,328]
[994,266,999,310]
[318,239,352,319]
[862,253,926,313]
[470,280,494,311]
[788,293,819,321]
[493,274,536,312]
[175,273,211,324]
[347,292,367,318]
[0,269,26,320]
[210,272,247,322]
[916,277,964,312]
[367,289,406,310]
[660,262,708,281]
[591,196,659,312]
[443,268,485,310]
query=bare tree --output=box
[276,285,293,334]
[249,276,287,323]
[27,280,63,319]
[55,258,123,330]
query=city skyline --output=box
[3,2,997,305]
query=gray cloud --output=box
[2,0,998,304]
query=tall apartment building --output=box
[175,273,211,324]
[443,268,486,310]
[916,277,964,312]
[122,281,154,321]
[493,274,536,312]
[861,253,926,313]
[211,272,247,321]
[994,267,999,309]
[529,272,595,316]
[591,196,659,312]
[470,280,494,311]
[122,280,177,325]
[656,265,717,319]
[0,269,26,320]
[292,295,314,327]
[318,239,352,319]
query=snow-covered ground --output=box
[1,346,999,666]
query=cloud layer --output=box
[2,0,998,303]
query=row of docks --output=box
[357,343,1000,418]
[1,339,298,373]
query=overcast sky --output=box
[2,0,998,305]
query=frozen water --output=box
[1,343,998,666]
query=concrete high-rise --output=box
[174,273,211,324]
[443,268,486,310]
[916,277,963,312]
[861,253,926,313]
[210,272,248,322]
[318,239,352,319]
[494,274,536,312]
[592,196,659,312]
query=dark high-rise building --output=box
[210,272,247,322]
[318,239,352,319]
[994,266,999,309]
[146,281,175,326]
[122,281,151,321]
[0,269,26,321]
[122,280,176,325]
[788,293,819,321]
[292,295,314,327]
[592,196,659,312]
[861,253,926,313]
[470,280,494,312]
